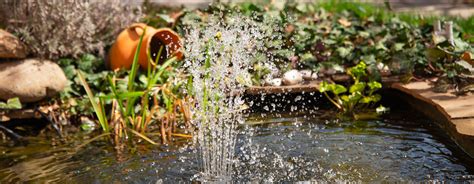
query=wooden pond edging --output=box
[390,82,474,158]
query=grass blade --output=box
[148,56,177,89]
[128,128,158,145]
[128,27,147,92]
[100,91,146,100]
[77,70,109,132]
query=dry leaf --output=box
[338,18,351,27]
[461,51,474,66]
[285,24,295,34]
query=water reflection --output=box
[0,110,473,183]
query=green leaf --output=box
[425,48,446,62]
[333,84,347,95]
[320,81,347,95]
[393,43,405,51]
[456,60,474,73]
[296,3,307,13]
[341,95,350,102]
[100,91,145,100]
[128,26,147,92]
[341,92,362,103]
[349,82,366,93]
[319,81,330,93]
[361,94,381,103]
[348,61,367,80]
[368,81,382,90]
[336,47,351,58]
[77,70,109,132]
[376,105,390,114]
[300,52,316,63]
[157,14,174,23]
[0,98,22,110]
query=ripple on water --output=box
[0,111,473,182]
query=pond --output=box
[1,109,473,183]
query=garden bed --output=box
[0,1,474,182]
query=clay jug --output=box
[138,28,183,70]
[108,23,183,70]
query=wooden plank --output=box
[392,81,474,157]
[245,75,401,95]
[453,118,474,136]
[395,81,474,119]
[246,80,320,95]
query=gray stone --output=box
[0,59,67,103]
[0,29,26,59]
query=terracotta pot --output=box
[108,23,183,70]
[138,28,183,70]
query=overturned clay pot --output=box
[108,23,183,70]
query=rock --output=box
[311,73,318,80]
[300,69,312,80]
[0,59,67,103]
[0,29,27,59]
[377,62,391,76]
[300,69,318,80]
[265,78,282,87]
[282,70,303,85]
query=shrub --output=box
[0,0,142,59]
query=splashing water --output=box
[184,15,264,181]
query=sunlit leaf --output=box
[0,98,22,110]
[333,84,347,95]
[349,82,366,93]
[368,81,382,90]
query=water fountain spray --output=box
[184,15,264,182]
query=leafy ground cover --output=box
[170,1,473,116]
[172,1,473,88]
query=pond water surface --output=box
[1,109,473,183]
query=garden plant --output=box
[0,1,473,182]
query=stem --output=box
[323,92,343,111]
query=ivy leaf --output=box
[157,14,174,24]
[454,38,470,51]
[393,43,405,51]
[426,48,446,62]
[375,41,388,50]
[456,60,474,73]
[296,3,307,13]
[0,98,22,110]
[336,47,351,58]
